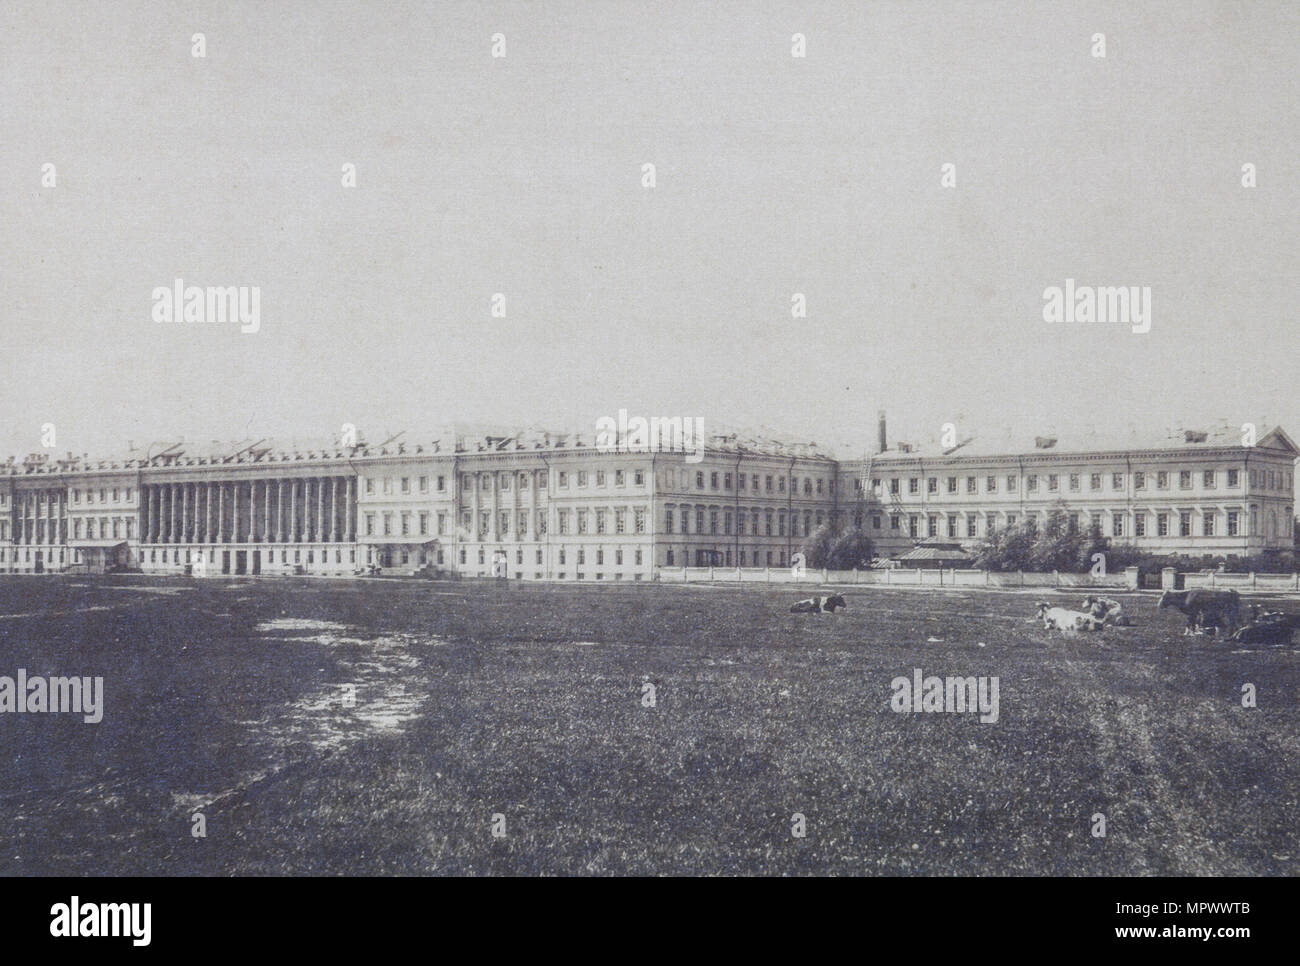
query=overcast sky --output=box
[2,0,1297,460]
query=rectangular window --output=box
[1204,513,1215,536]
[419,476,428,493]
[1006,475,1017,492]
[1179,471,1192,490]
[1157,513,1169,537]
[401,477,410,494]
[947,477,958,494]
[1112,515,1124,537]
[1027,475,1038,492]
[1227,511,1239,536]
[1227,469,1239,487]
[1112,473,1123,490]
[1135,471,1145,490]
[1135,515,1146,537]
[1089,474,1100,490]
[966,516,977,537]
[595,471,606,487]
[1048,475,1059,492]
[1157,471,1169,489]
[419,512,429,535]
[1179,511,1191,537]
[927,478,937,494]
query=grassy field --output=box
[0,575,1296,876]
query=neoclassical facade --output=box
[839,425,1298,558]
[0,421,1294,577]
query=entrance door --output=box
[33,551,43,574]
[251,551,261,575]
[235,551,247,575]
[222,550,231,575]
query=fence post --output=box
[885,568,891,585]
[1251,572,1257,589]
[765,567,771,583]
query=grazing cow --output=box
[1036,602,1103,632]
[1157,589,1243,636]
[1081,595,1128,627]
[1230,607,1300,644]
[790,594,848,614]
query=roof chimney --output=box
[877,411,887,453]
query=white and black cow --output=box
[1036,601,1103,632]
[790,594,848,614]
[1081,595,1128,627]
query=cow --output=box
[1157,589,1243,636]
[1036,602,1103,632]
[1081,595,1129,627]
[790,594,848,614]
[1229,606,1300,645]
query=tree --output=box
[971,518,1037,571]
[799,523,837,568]
[828,529,874,569]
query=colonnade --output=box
[138,476,355,544]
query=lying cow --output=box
[1229,606,1300,644]
[790,594,848,614]
[1036,602,1103,632]
[1081,595,1129,627]
[1157,589,1242,636]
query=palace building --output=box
[0,416,1294,577]
[839,415,1298,559]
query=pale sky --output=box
[2,0,1297,460]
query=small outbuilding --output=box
[895,538,973,569]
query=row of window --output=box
[869,506,1289,540]
[663,507,827,537]
[4,487,135,512]
[449,546,647,568]
[362,507,655,539]
[145,547,357,565]
[662,468,833,496]
[662,548,793,567]
[72,517,135,540]
[871,466,1293,498]
[551,469,645,489]
[364,475,446,496]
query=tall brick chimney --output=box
[877,411,887,453]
